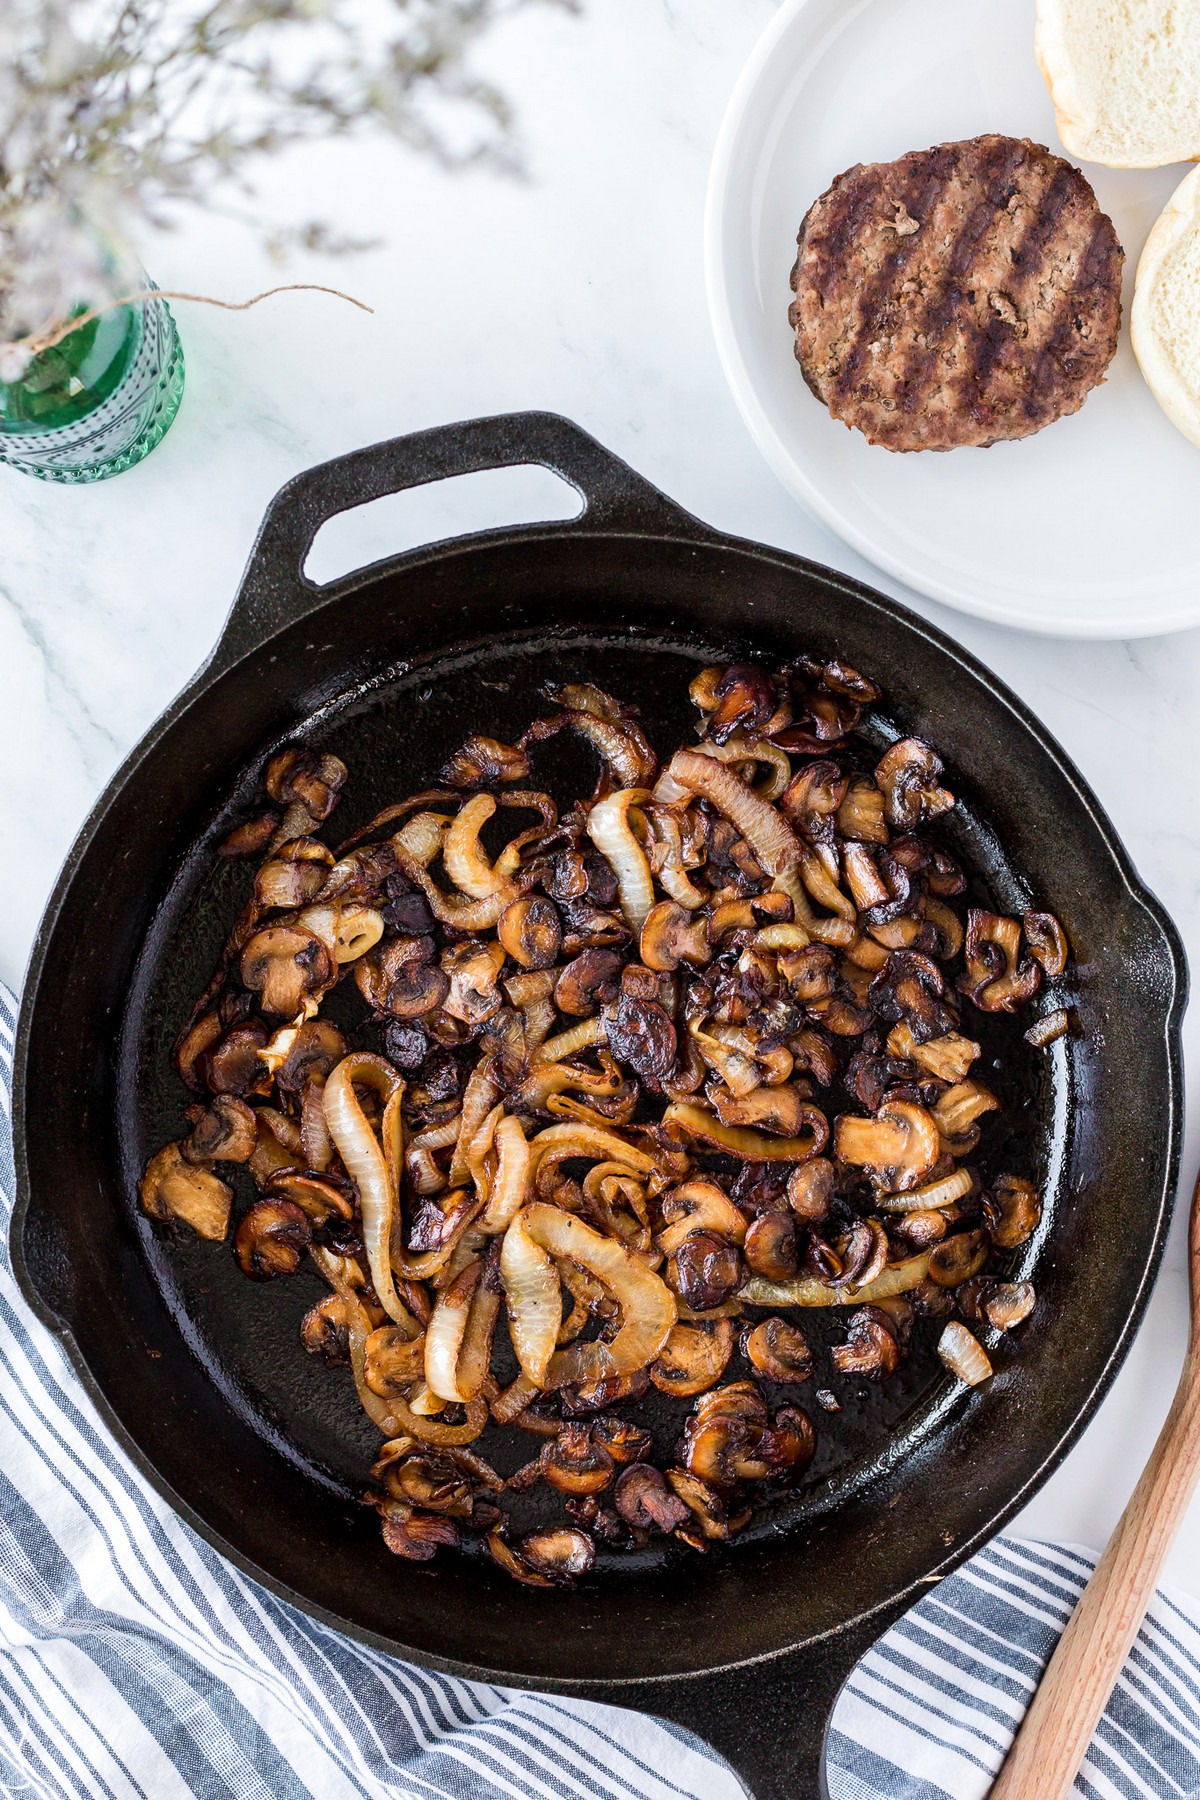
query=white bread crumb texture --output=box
[1039,0,1200,166]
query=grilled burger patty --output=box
[789,135,1124,452]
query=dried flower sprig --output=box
[0,0,574,377]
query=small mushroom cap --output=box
[743,1210,800,1282]
[743,1317,813,1382]
[614,1462,690,1533]
[234,1198,311,1279]
[651,1320,735,1397]
[180,1095,257,1165]
[639,900,710,973]
[831,1308,901,1379]
[264,746,347,820]
[553,948,624,1016]
[376,1502,461,1561]
[540,1425,616,1495]
[498,896,562,970]
[666,1232,742,1312]
[442,941,505,1026]
[240,925,333,1017]
[928,1228,989,1288]
[300,1293,355,1364]
[139,1143,232,1241]
[787,1157,836,1222]
[518,1526,596,1581]
[985,1175,1043,1249]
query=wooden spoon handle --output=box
[992,1324,1200,1796]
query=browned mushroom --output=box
[1023,910,1069,978]
[387,960,451,1019]
[441,734,531,788]
[240,925,333,1017]
[666,1233,743,1312]
[180,1095,257,1165]
[639,900,711,971]
[985,1175,1042,1249]
[204,1020,270,1096]
[651,1320,735,1396]
[743,1317,813,1382]
[360,1326,426,1397]
[874,738,955,831]
[218,810,281,858]
[498,896,562,969]
[234,1198,311,1279]
[743,1211,801,1282]
[614,1462,691,1533]
[274,1018,348,1097]
[139,1144,233,1240]
[553,948,623,1016]
[981,1281,1036,1331]
[541,1425,616,1496]
[787,1158,836,1223]
[832,1307,901,1378]
[665,1468,748,1542]
[927,1229,989,1288]
[300,1292,356,1364]
[869,952,957,1044]
[704,664,780,744]
[960,910,1042,1013]
[708,1085,825,1140]
[836,776,889,843]
[591,1417,654,1465]
[375,1500,461,1561]
[834,1099,941,1190]
[441,941,506,1026]
[519,1527,596,1583]
[265,746,347,821]
[373,1448,475,1516]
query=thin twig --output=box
[14,283,374,358]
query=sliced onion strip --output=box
[586,788,656,935]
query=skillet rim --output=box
[9,508,1189,1691]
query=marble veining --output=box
[2,0,1198,1595]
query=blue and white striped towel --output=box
[1,978,1199,1799]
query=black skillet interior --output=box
[11,415,1187,1799]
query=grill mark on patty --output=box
[823,153,959,403]
[890,137,1034,419]
[948,160,1080,417]
[1028,214,1122,408]
[789,135,1123,451]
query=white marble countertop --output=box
[2,0,1198,1604]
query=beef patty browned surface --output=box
[789,135,1123,452]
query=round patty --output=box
[788,135,1124,452]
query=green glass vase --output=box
[0,289,185,482]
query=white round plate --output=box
[706,0,1199,637]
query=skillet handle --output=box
[212,410,712,672]
[596,1604,905,1800]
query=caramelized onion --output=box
[323,1053,408,1327]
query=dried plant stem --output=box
[17,283,374,359]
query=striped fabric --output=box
[1,978,1197,1799]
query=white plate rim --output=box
[704,0,1200,640]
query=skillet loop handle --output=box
[212,410,708,671]
[602,1605,902,1800]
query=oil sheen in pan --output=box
[117,629,1071,1573]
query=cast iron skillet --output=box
[11,412,1188,1799]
